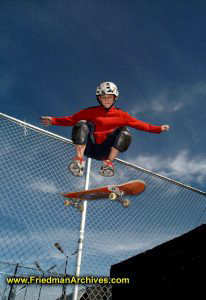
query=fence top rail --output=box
[116,158,206,196]
[1,112,206,196]
[0,112,73,144]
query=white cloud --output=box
[127,150,206,186]
[0,143,12,156]
[151,99,165,112]
[165,151,206,185]
[146,93,185,114]
[91,240,148,254]
[178,82,206,102]
[89,170,107,185]
[30,180,58,193]
[22,227,149,258]
[128,81,206,115]
[171,101,184,112]
[128,92,184,116]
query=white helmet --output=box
[96,82,119,100]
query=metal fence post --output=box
[8,263,19,300]
[72,158,91,300]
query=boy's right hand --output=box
[40,116,52,126]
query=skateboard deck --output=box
[62,180,147,211]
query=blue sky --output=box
[1,0,206,191]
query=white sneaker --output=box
[68,157,86,177]
[99,160,114,177]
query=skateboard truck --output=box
[108,186,131,208]
[64,199,84,212]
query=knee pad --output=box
[113,127,132,152]
[72,120,93,144]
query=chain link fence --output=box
[1,113,206,300]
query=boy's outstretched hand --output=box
[161,125,170,132]
[41,116,52,126]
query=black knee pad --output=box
[113,127,132,152]
[72,120,94,144]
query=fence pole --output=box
[8,263,19,300]
[72,158,91,300]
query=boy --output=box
[41,82,169,177]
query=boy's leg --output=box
[108,147,119,162]
[99,127,132,177]
[72,120,94,158]
[75,144,87,159]
[69,121,94,176]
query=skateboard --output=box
[62,180,147,212]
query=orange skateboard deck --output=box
[62,180,147,211]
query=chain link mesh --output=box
[1,113,206,299]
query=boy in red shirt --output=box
[41,82,169,177]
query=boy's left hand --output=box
[161,125,170,132]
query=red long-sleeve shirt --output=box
[51,106,162,144]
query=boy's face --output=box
[99,94,115,108]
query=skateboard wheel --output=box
[77,204,84,212]
[109,192,117,201]
[64,200,71,206]
[122,199,131,208]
